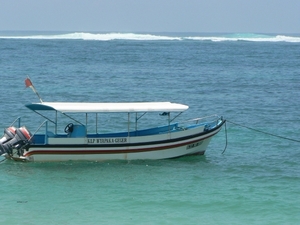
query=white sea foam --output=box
[0,32,299,42]
[186,35,300,43]
[0,32,181,41]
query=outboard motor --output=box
[0,126,32,156]
[0,127,16,144]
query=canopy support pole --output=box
[128,113,130,137]
[96,113,98,134]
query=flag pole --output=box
[25,76,43,103]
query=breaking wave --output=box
[186,33,300,43]
[0,32,300,43]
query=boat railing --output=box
[8,117,52,144]
[30,120,50,141]
[10,117,22,128]
[177,114,221,129]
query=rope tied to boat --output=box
[222,119,300,154]
[222,121,228,154]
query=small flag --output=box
[25,78,33,88]
[24,77,43,103]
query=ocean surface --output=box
[0,32,300,224]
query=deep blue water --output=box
[0,32,300,224]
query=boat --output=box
[0,79,225,162]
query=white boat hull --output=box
[21,125,222,162]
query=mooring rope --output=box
[226,119,300,143]
[221,119,300,154]
[222,121,228,154]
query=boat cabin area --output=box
[8,102,219,145]
[22,102,187,144]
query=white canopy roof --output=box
[25,102,189,113]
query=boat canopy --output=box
[25,102,189,113]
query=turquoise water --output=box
[0,32,300,224]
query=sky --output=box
[0,0,299,34]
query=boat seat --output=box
[70,125,87,138]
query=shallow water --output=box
[0,32,300,224]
